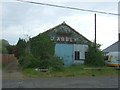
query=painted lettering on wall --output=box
[51,37,77,42]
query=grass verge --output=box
[21,65,119,78]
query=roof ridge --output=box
[102,41,119,51]
[44,22,91,43]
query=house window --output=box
[104,55,109,60]
[75,51,80,60]
[85,52,88,59]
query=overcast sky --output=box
[1,0,119,50]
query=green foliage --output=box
[0,39,12,54]
[1,47,8,54]
[19,53,38,69]
[50,56,64,71]
[6,45,15,54]
[84,42,105,67]
[22,65,118,78]
[19,53,63,70]
[30,33,55,59]
[15,38,27,58]
[18,33,63,70]
[36,56,63,71]
[0,39,9,47]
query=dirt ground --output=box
[2,59,24,79]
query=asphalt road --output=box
[2,76,119,88]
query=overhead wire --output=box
[16,0,120,16]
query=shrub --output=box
[19,53,63,71]
[18,33,63,71]
[35,56,64,71]
[30,33,55,59]
[19,53,38,69]
[84,42,105,67]
[49,56,64,71]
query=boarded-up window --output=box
[75,51,80,60]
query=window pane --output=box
[75,51,80,60]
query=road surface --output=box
[2,76,119,88]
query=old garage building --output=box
[44,22,91,66]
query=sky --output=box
[1,0,119,50]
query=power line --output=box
[17,0,120,16]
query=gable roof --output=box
[44,22,91,44]
[103,41,120,52]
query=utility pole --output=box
[95,13,96,49]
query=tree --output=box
[1,39,9,46]
[30,33,55,59]
[6,45,15,54]
[1,47,8,54]
[0,39,10,54]
[15,38,27,58]
[84,42,105,67]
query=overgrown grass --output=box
[21,65,119,78]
